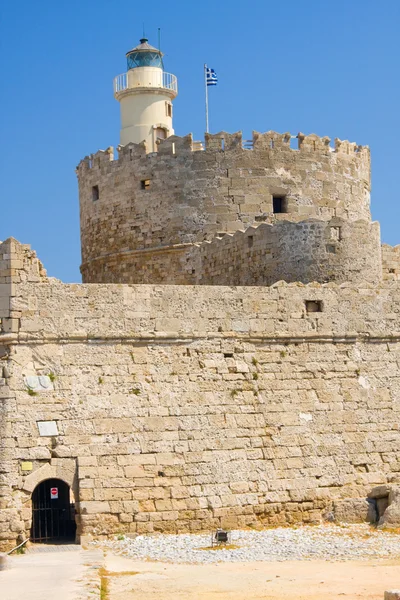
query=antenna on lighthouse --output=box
[158,28,161,53]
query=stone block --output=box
[368,484,392,499]
[333,499,376,524]
[80,501,110,515]
[124,466,146,478]
[155,499,172,511]
[379,486,400,528]
[377,497,389,519]
[161,511,179,521]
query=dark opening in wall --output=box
[326,245,336,254]
[389,268,395,274]
[305,300,323,313]
[141,179,151,190]
[248,235,254,248]
[155,127,167,141]
[224,352,234,358]
[273,196,287,214]
[92,185,99,201]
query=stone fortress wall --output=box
[78,130,371,285]
[382,244,400,281]
[188,217,382,286]
[2,127,400,551]
[78,217,383,287]
[1,238,400,550]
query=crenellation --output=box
[88,147,115,169]
[75,131,371,175]
[252,130,292,150]
[204,132,224,151]
[116,140,147,162]
[335,138,362,155]
[298,132,331,154]
[157,133,192,155]
[205,131,244,151]
[78,129,373,284]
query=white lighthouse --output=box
[113,38,178,151]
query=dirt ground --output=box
[104,553,400,600]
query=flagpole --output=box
[204,63,209,133]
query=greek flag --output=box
[206,67,218,86]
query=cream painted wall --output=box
[127,66,164,88]
[120,92,174,149]
[117,66,176,151]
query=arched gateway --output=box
[31,478,76,543]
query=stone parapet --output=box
[190,217,382,286]
[382,244,400,281]
[81,217,382,286]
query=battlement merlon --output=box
[76,130,370,176]
[0,238,47,284]
[0,238,48,335]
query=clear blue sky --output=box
[1,0,399,282]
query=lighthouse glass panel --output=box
[127,51,163,70]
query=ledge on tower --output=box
[76,129,370,172]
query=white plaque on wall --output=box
[25,376,54,392]
[37,421,59,436]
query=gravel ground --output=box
[95,524,400,564]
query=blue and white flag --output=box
[206,67,218,86]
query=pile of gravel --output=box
[95,524,400,564]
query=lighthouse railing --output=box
[113,72,177,94]
[114,73,128,93]
[162,72,178,92]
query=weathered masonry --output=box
[78,132,375,285]
[2,36,400,550]
[1,238,400,550]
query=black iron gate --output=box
[31,478,76,543]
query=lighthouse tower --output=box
[113,38,178,151]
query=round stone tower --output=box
[113,38,178,150]
[78,39,382,287]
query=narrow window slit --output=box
[92,185,99,201]
[273,196,287,214]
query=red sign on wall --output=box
[50,487,58,500]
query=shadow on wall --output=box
[187,218,382,287]
[332,484,400,527]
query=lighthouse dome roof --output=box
[126,38,164,70]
